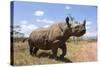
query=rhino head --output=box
[65,17,86,37]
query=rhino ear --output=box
[83,20,86,26]
[65,17,70,27]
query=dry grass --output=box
[66,41,97,62]
[12,41,97,66]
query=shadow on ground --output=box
[37,52,72,63]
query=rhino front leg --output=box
[59,43,67,59]
[51,48,58,59]
[50,40,60,59]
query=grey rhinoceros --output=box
[24,17,86,59]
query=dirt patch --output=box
[72,42,97,62]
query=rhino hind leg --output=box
[28,40,34,56]
[29,45,34,56]
[59,43,67,59]
[33,47,39,56]
[28,43,34,56]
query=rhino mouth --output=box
[77,30,86,37]
[73,30,86,37]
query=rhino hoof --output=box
[60,55,64,59]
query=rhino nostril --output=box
[82,30,86,33]
[83,30,85,31]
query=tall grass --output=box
[12,40,97,66]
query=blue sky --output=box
[12,1,97,37]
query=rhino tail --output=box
[23,38,28,42]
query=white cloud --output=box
[65,6,71,10]
[27,24,38,30]
[19,21,38,37]
[34,10,44,16]
[84,21,97,37]
[19,20,39,37]
[86,21,92,30]
[20,20,28,24]
[19,19,54,37]
[43,25,50,28]
[36,19,54,24]
[86,21,92,26]
[86,26,91,30]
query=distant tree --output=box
[12,25,25,38]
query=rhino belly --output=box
[33,39,51,50]
[31,34,52,50]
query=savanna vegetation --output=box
[12,37,97,66]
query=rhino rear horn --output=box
[65,17,70,28]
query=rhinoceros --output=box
[24,17,86,59]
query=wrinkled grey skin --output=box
[27,17,86,59]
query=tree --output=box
[12,25,25,38]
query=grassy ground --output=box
[12,40,97,66]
